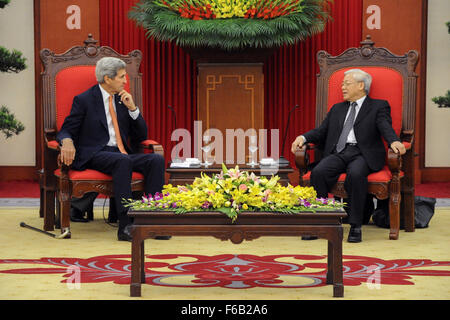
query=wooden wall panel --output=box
[362,0,428,183]
[197,63,264,164]
[39,0,100,53]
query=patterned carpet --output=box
[0,207,449,300]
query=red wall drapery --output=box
[99,0,362,168]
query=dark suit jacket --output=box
[303,96,399,172]
[56,84,148,170]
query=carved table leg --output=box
[332,227,344,297]
[326,240,333,284]
[141,239,145,284]
[130,228,143,297]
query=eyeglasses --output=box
[341,81,357,87]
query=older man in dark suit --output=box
[57,57,166,241]
[291,69,405,242]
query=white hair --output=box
[344,69,372,94]
[95,57,126,83]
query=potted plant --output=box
[0,0,26,139]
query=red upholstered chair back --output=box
[327,67,403,140]
[55,66,130,130]
[40,35,143,135]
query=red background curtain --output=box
[99,0,362,168]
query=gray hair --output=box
[344,69,372,94]
[95,57,126,83]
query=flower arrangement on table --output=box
[128,0,332,50]
[124,164,344,222]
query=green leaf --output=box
[128,0,332,50]
[221,163,228,174]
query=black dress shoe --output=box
[70,207,89,223]
[118,224,133,242]
[347,226,362,243]
[108,199,118,223]
[154,236,172,240]
[301,236,318,240]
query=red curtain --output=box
[99,0,362,167]
[99,0,197,162]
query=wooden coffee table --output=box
[128,210,346,298]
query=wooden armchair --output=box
[295,36,419,240]
[39,34,164,238]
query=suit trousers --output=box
[71,192,98,212]
[310,145,372,226]
[86,146,165,230]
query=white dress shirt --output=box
[98,84,140,147]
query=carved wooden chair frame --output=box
[39,34,163,238]
[295,35,419,240]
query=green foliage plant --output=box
[0,0,26,139]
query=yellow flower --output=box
[208,191,226,208]
[248,184,262,196]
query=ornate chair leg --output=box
[389,181,401,240]
[401,150,415,232]
[38,169,44,218]
[58,176,72,239]
[402,189,415,232]
[59,197,71,238]
[55,191,61,229]
[43,189,55,231]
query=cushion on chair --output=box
[402,141,411,150]
[141,139,160,146]
[47,140,59,150]
[301,166,404,183]
[54,168,144,181]
[55,66,131,131]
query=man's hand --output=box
[390,141,406,155]
[60,138,76,166]
[118,90,137,111]
[291,135,306,154]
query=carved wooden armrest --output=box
[139,139,164,157]
[294,145,308,170]
[294,143,316,170]
[387,148,402,172]
[400,129,414,144]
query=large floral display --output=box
[125,164,344,221]
[128,0,331,50]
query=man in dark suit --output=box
[57,57,166,241]
[291,69,405,242]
